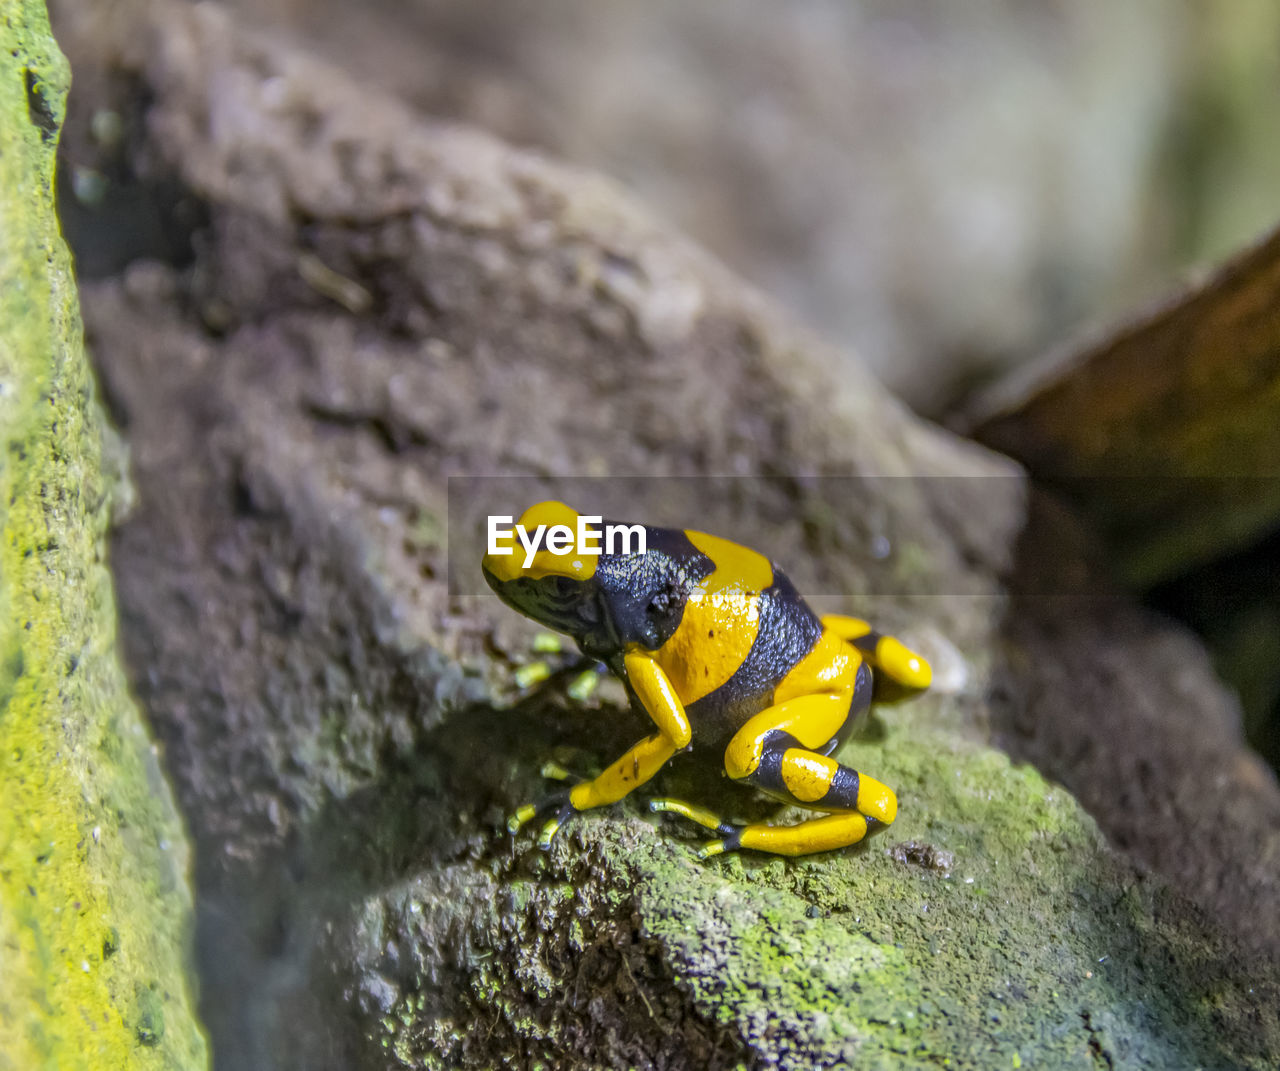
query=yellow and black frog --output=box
[482,501,931,858]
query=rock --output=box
[50,1,1280,1068]
[967,222,1280,586]
[0,4,205,1069]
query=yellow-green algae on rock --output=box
[0,4,207,1069]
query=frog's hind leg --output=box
[648,683,863,831]
[709,739,896,857]
[814,661,872,756]
[821,614,931,694]
[658,688,896,859]
[655,742,897,859]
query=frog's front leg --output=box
[656,687,895,858]
[509,650,691,849]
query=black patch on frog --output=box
[591,524,713,653]
[688,567,824,745]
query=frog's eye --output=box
[542,576,579,605]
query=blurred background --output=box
[203,0,1280,415]
[59,0,1280,765]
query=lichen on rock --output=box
[0,4,206,1069]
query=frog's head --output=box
[482,501,608,642]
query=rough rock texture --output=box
[49,2,1280,1069]
[991,493,1280,980]
[0,4,206,1069]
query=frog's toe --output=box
[696,826,745,860]
[650,798,745,858]
[506,803,538,835]
[506,761,587,834]
[538,760,583,784]
[649,797,737,834]
[566,663,606,702]
[536,805,578,850]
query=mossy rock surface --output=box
[0,3,205,1070]
[45,1,1280,1068]
[336,705,1272,1069]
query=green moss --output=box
[613,706,1280,1068]
[0,5,207,1069]
[349,674,1279,1068]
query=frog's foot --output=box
[652,794,889,858]
[649,798,745,859]
[507,762,588,848]
[702,812,884,858]
[517,655,606,697]
[514,725,685,851]
[507,790,576,849]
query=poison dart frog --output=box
[482,501,931,858]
